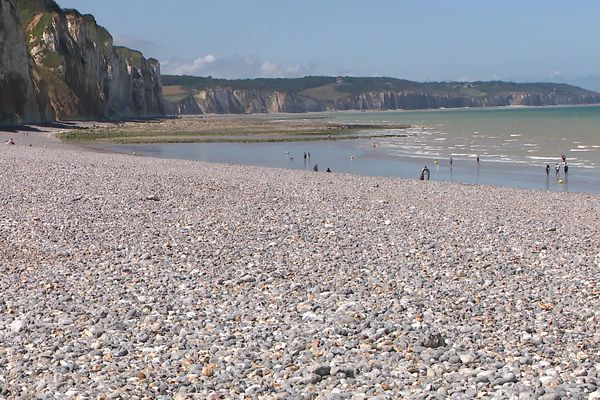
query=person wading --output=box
[420,166,430,180]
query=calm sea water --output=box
[99,105,600,193]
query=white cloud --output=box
[161,53,318,78]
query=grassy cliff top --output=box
[15,0,60,27]
[162,75,600,103]
[114,46,144,66]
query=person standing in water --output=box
[555,163,560,176]
[476,155,480,165]
[450,157,453,167]
[546,164,550,175]
[564,163,569,176]
[420,166,430,180]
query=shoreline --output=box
[2,107,599,194]
[3,116,599,195]
[99,140,600,195]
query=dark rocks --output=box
[313,365,331,377]
[421,333,446,348]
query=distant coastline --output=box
[162,75,600,116]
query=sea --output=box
[99,105,600,193]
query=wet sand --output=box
[56,115,409,144]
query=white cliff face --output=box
[0,0,45,124]
[164,88,324,115]
[0,0,164,124]
[165,87,600,115]
[29,8,164,120]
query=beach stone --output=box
[336,367,356,379]
[114,348,129,357]
[539,393,561,400]
[10,319,27,333]
[476,371,492,383]
[459,352,476,365]
[421,333,446,348]
[313,365,331,377]
[588,391,600,400]
[0,141,599,399]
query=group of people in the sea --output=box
[312,164,332,173]
[421,153,572,182]
[546,154,569,179]
[287,151,332,173]
[285,150,333,173]
[420,155,481,180]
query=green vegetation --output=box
[161,85,190,102]
[41,50,62,68]
[16,0,60,27]
[28,12,53,42]
[300,83,351,102]
[114,46,143,66]
[163,93,190,103]
[96,27,113,59]
[59,129,407,144]
[162,75,599,104]
[59,121,409,144]
[38,66,70,100]
[162,75,336,92]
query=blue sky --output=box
[58,0,600,90]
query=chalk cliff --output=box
[166,89,600,115]
[163,76,600,115]
[0,0,50,124]
[0,0,163,125]
[168,89,323,115]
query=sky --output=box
[57,0,600,91]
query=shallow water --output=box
[98,105,600,193]
[314,105,600,168]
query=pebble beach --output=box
[1,144,599,399]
